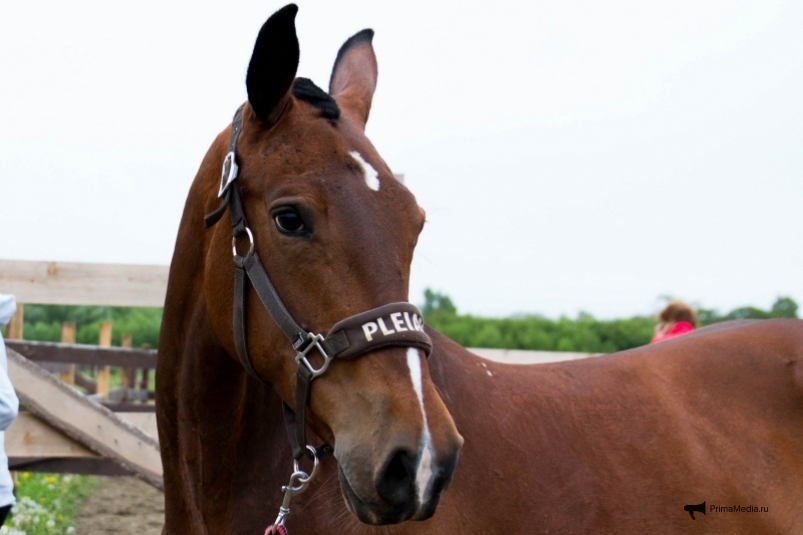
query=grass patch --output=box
[1,472,97,535]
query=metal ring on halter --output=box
[231,227,254,257]
[292,445,320,487]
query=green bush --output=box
[21,306,162,348]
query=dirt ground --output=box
[74,477,164,535]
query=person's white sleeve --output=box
[0,339,19,431]
[0,295,15,327]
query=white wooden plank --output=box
[6,412,98,458]
[118,412,158,441]
[0,260,168,307]
[6,347,163,489]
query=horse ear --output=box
[246,4,300,123]
[329,29,377,130]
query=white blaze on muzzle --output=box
[405,347,434,504]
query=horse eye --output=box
[274,209,305,234]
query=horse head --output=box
[198,4,463,525]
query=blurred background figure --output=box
[0,294,21,526]
[651,301,698,344]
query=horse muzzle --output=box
[336,439,462,525]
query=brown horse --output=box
[156,5,803,534]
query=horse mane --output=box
[292,77,340,121]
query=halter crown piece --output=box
[205,105,433,533]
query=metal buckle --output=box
[218,151,239,198]
[295,333,331,379]
[232,227,254,258]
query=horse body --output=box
[276,321,803,534]
[438,321,803,534]
[156,5,803,533]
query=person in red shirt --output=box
[651,301,697,344]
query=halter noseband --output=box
[205,105,433,470]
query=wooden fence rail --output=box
[0,260,168,307]
[5,341,157,368]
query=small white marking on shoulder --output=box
[350,150,380,191]
[406,347,434,504]
[486,370,493,377]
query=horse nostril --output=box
[376,449,416,506]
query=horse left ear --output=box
[246,4,300,124]
[329,29,378,130]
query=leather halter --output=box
[205,105,433,462]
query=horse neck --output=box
[158,191,291,533]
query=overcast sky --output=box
[1,1,801,319]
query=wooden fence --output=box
[1,260,167,488]
[5,347,162,488]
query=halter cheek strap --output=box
[205,105,433,463]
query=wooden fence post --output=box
[95,322,112,399]
[5,304,23,340]
[120,334,134,400]
[59,322,76,385]
[140,342,151,393]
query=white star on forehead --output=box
[350,150,380,191]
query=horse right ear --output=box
[328,29,377,130]
[246,4,300,123]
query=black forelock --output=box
[292,77,340,121]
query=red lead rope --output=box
[265,525,288,535]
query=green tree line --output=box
[7,293,798,354]
[16,305,162,348]
[421,290,799,353]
